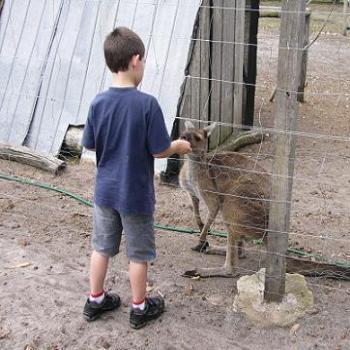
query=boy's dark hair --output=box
[104,27,145,73]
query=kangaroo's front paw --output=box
[191,240,209,253]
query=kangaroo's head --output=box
[180,121,216,154]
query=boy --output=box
[81,27,191,329]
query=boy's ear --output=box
[203,123,216,136]
[185,120,195,130]
[130,54,139,67]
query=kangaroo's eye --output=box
[194,135,201,142]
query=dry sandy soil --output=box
[1,4,350,350]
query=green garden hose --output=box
[1,172,349,268]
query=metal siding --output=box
[26,0,85,151]
[101,0,138,91]
[0,0,61,144]
[77,0,122,125]
[159,1,200,132]
[0,0,200,162]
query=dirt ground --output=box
[1,4,350,350]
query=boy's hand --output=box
[172,139,192,155]
[153,139,192,158]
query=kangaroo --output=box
[179,121,270,277]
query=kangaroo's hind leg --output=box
[203,238,246,258]
[183,227,240,278]
[222,225,240,274]
[183,204,243,278]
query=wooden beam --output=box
[264,0,306,303]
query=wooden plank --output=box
[343,0,349,36]
[199,0,210,128]
[298,12,310,103]
[264,0,306,303]
[179,77,191,132]
[209,0,223,149]
[190,16,201,128]
[220,0,235,142]
[243,0,259,127]
[233,0,246,130]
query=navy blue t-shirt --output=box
[82,87,171,215]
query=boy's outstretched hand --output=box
[172,139,192,155]
[153,139,192,159]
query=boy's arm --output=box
[153,139,191,159]
[147,98,191,158]
[81,106,96,151]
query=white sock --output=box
[132,300,145,310]
[89,292,105,304]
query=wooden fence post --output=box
[343,0,349,36]
[298,11,311,103]
[264,0,307,303]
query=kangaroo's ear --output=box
[204,123,217,136]
[185,120,195,130]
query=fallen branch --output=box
[0,143,65,174]
[216,131,267,153]
[286,255,350,281]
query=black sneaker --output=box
[129,296,165,329]
[83,292,121,322]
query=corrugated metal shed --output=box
[0,0,200,157]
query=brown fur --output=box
[179,122,270,275]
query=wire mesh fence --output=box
[0,0,350,348]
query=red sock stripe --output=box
[90,291,104,298]
[132,299,145,305]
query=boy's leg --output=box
[83,205,122,321]
[121,214,165,329]
[90,250,109,295]
[129,261,147,303]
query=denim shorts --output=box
[92,204,156,262]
